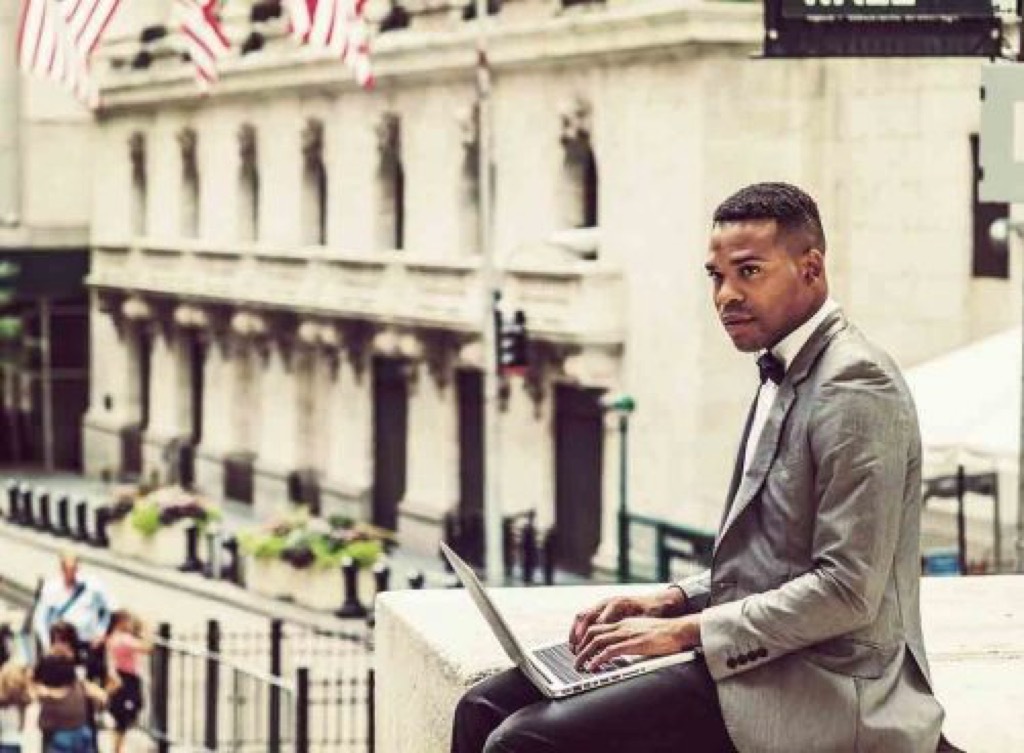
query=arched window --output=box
[375,113,404,250]
[559,98,599,229]
[302,119,327,246]
[237,124,259,242]
[179,128,199,238]
[128,132,147,236]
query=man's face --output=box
[705,220,821,353]
[60,557,78,586]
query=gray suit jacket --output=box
[679,309,944,753]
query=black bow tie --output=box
[757,352,785,385]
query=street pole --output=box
[40,297,55,471]
[476,0,504,584]
[616,413,630,583]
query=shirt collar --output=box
[765,297,839,372]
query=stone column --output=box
[194,336,233,499]
[321,323,374,521]
[141,325,188,482]
[82,293,132,477]
[500,361,557,528]
[398,333,461,554]
[253,337,301,517]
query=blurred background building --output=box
[0,3,91,473]
[3,0,1017,574]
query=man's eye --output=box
[740,266,760,278]
[706,270,722,282]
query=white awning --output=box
[904,327,1021,474]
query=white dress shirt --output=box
[742,298,840,473]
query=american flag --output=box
[284,0,373,88]
[175,0,232,90]
[17,0,123,108]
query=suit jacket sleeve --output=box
[699,363,909,681]
[675,569,711,614]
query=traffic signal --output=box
[497,308,528,376]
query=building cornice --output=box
[95,2,761,114]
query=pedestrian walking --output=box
[105,610,151,753]
[33,622,106,753]
[33,552,115,685]
[0,659,31,753]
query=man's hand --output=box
[573,615,701,672]
[568,589,686,654]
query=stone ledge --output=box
[376,576,1024,753]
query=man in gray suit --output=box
[451,182,946,753]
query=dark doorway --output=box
[372,358,408,531]
[456,369,485,565]
[554,384,604,575]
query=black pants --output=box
[451,658,736,753]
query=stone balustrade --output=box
[89,240,624,345]
[376,576,1024,753]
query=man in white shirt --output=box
[33,551,115,681]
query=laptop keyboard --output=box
[532,642,629,685]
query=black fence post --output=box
[368,667,376,753]
[542,528,557,586]
[373,560,390,596]
[55,495,70,536]
[93,507,109,548]
[502,516,515,582]
[221,535,240,584]
[21,486,34,528]
[7,480,19,522]
[295,667,310,753]
[37,489,52,532]
[407,570,424,590]
[521,512,537,585]
[204,619,219,750]
[153,623,171,753]
[180,524,203,572]
[268,618,283,753]
[74,499,89,541]
[336,557,367,619]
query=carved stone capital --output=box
[178,127,197,181]
[302,118,324,170]
[375,112,400,163]
[559,96,593,156]
[238,123,258,167]
[128,132,146,180]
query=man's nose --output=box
[716,279,742,311]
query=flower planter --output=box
[292,564,377,612]
[107,520,145,559]
[139,521,192,568]
[245,556,294,599]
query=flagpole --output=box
[475,0,504,584]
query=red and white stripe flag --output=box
[17,0,123,108]
[175,0,232,90]
[284,0,373,88]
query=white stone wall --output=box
[84,2,1022,562]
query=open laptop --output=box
[440,541,696,698]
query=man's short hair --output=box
[712,182,827,254]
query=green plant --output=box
[238,530,289,559]
[128,502,161,537]
[343,539,383,569]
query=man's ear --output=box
[801,249,825,283]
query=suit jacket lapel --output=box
[715,309,849,552]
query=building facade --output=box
[0,4,92,471]
[84,0,1021,572]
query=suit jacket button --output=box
[726,658,737,669]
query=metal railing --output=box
[619,512,715,583]
[145,618,375,753]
